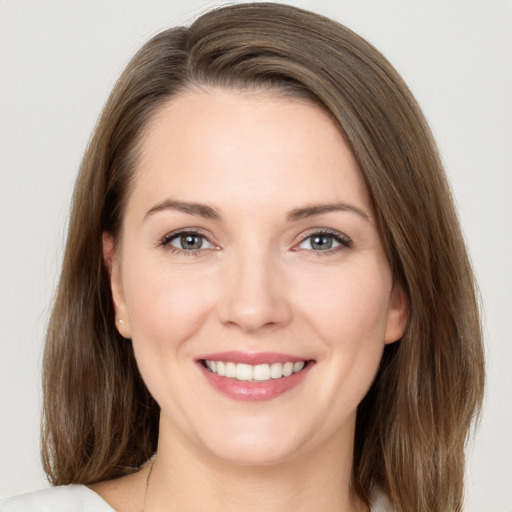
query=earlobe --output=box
[384,282,409,344]
[102,232,132,339]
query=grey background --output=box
[1,1,511,510]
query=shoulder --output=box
[0,485,115,512]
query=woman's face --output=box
[106,88,408,466]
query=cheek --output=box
[297,259,392,353]
[302,262,392,414]
[122,257,220,413]
[123,258,217,354]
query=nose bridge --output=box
[219,241,291,332]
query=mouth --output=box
[196,352,315,402]
[201,359,308,382]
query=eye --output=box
[161,231,215,253]
[296,231,351,252]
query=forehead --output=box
[127,88,372,218]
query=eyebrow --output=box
[145,199,370,223]
[286,202,371,222]
[145,199,221,220]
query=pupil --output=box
[181,234,202,250]
[312,235,332,250]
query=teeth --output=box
[283,362,293,377]
[253,364,270,381]
[216,361,226,377]
[293,361,305,372]
[225,362,236,378]
[204,360,307,381]
[236,363,253,381]
[270,362,283,379]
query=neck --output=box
[145,416,368,512]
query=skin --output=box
[97,88,408,512]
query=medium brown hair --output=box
[42,3,484,511]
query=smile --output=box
[197,352,314,402]
[203,360,306,382]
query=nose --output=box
[218,249,292,333]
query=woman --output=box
[0,3,484,511]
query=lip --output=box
[196,352,314,402]
[195,351,308,365]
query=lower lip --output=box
[198,362,313,402]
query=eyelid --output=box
[291,228,352,253]
[157,227,351,255]
[158,228,220,254]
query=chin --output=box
[195,422,307,467]
[206,440,299,467]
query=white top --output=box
[0,485,114,511]
[0,484,393,511]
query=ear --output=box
[384,282,409,344]
[102,232,132,339]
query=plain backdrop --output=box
[1,0,511,510]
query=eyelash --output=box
[159,229,217,256]
[158,229,352,256]
[294,229,352,255]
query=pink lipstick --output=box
[196,351,314,402]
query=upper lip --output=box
[195,351,311,365]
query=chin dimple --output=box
[203,360,307,382]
